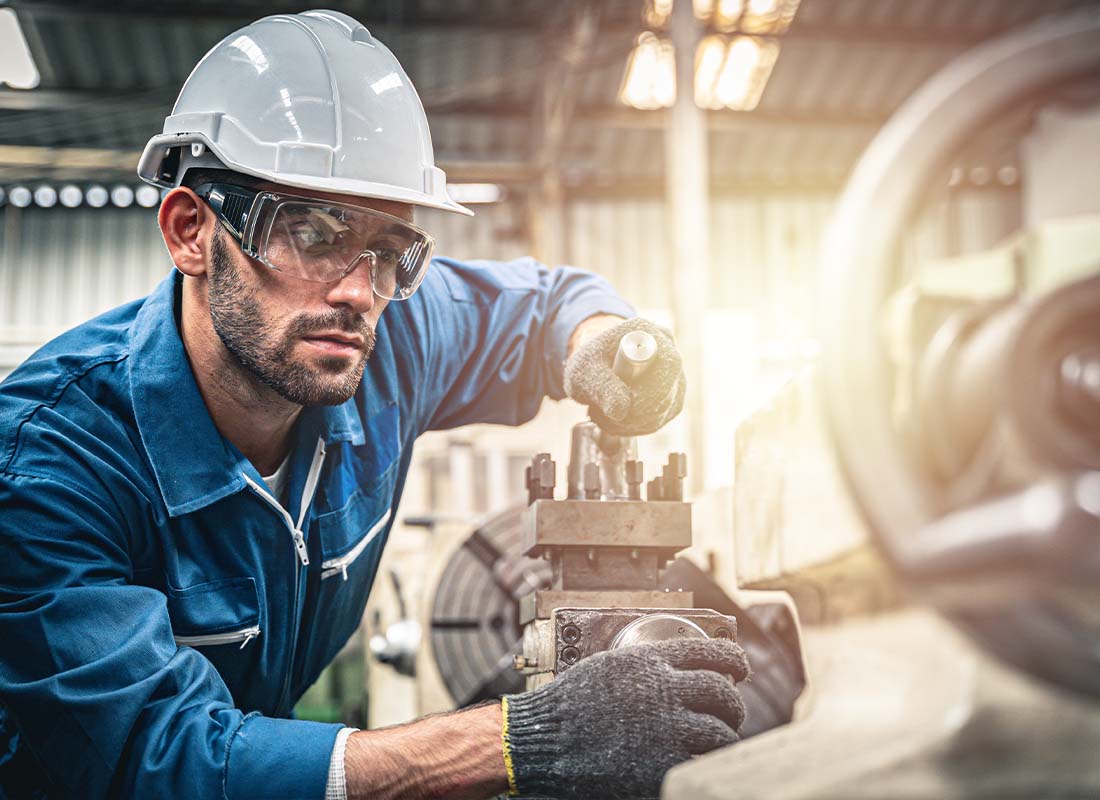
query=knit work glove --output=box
[501,638,749,799]
[563,318,686,437]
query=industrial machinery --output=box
[425,336,807,739]
[666,7,1100,799]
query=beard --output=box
[207,232,375,406]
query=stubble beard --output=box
[207,232,375,406]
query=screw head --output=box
[561,646,580,665]
[713,627,733,639]
[561,624,582,644]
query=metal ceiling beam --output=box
[0,0,1015,47]
[0,87,178,112]
[0,144,537,183]
[0,87,886,136]
[0,1,549,32]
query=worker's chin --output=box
[269,354,366,407]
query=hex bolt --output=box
[625,460,644,500]
[648,476,665,501]
[668,452,687,478]
[513,655,528,670]
[561,646,581,665]
[583,462,600,499]
[561,624,582,645]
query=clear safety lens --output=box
[259,200,433,299]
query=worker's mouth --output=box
[299,332,364,356]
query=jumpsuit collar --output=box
[128,271,366,518]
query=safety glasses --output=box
[194,182,434,300]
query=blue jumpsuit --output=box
[0,258,632,798]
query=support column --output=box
[666,0,710,493]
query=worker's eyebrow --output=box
[377,223,416,236]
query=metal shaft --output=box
[612,330,658,385]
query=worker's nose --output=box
[324,253,377,314]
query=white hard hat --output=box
[138,9,471,215]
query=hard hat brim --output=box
[138,132,474,217]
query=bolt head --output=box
[561,624,582,644]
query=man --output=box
[0,10,748,799]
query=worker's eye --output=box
[367,237,410,266]
[290,225,326,248]
[371,247,402,266]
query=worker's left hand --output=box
[564,317,685,436]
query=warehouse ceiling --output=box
[0,0,1097,195]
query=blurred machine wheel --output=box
[820,7,1100,697]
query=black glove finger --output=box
[678,711,740,755]
[669,669,747,732]
[650,638,751,682]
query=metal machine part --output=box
[566,421,637,500]
[426,512,806,735]
[612,329,659,383]
[369,619,422,678]
[664,609,1100,800]
[913,274,1100,499]
[428,507,549,706]
[523,608,735,681]
[819,7,1100,697]
[520,448,694,615]
[428,327,805,733]
[565,332,657,501]
[610,612,709,649]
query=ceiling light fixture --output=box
[110,185,135,208]
[8,185,32,208]
[696,35,780,111]
[85,184,109,208]
[135,184,161,208]
[59,184,83,208]
[33,184,57,208]
[619,31,677,110]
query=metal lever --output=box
[612,330,658,385]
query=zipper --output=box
[242,474,310,565]
[241,436,328,716]
[321,508,393,580]
[174,625,261,649]
[241,437,326,568]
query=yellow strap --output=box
[500,696,520,796]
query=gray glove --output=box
[502,638,749,799]
[563,318,686,437]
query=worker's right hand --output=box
[501,638,750,799]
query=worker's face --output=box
[206,190,414,407]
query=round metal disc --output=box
[429,505,549,707]
[610,613,708,650]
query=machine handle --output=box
[612,330,658,385]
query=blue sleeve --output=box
[0,473,341,799]
[388,256,635,433]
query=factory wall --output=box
[0,189,1019,353]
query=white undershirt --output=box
[261,454,292,507]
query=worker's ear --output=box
[159,187,217,278]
